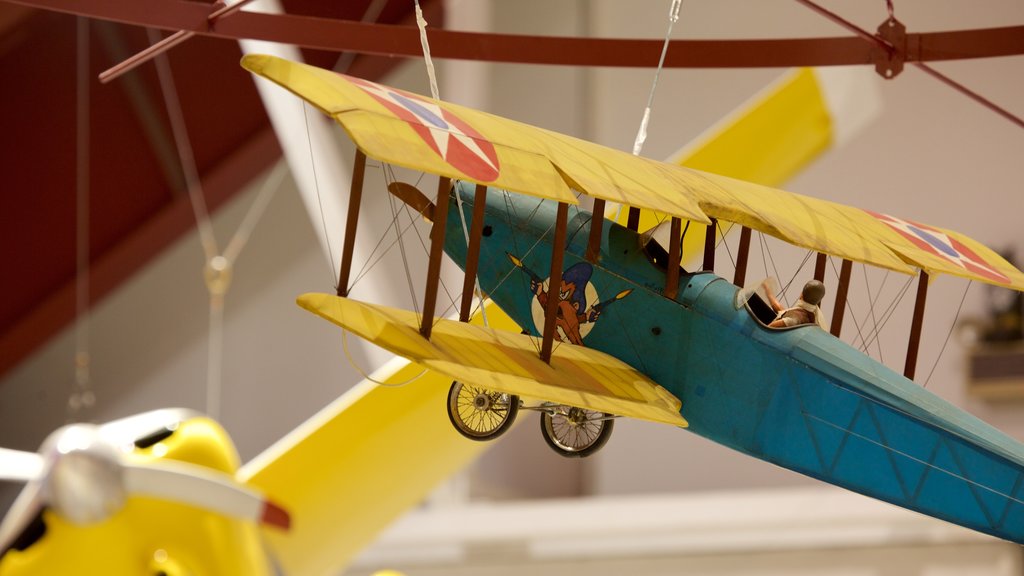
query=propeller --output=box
[0,412,290,558]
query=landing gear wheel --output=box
[447,381,519,441]
[540,406,614,458]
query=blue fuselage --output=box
[443,183,1024,544]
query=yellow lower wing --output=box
[297,294,687,428]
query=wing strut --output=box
[733,226,752,286]
[814,253,827,283]
[830,258,853,337]
[702,218,718,271]
[904,271,929,380]
[421,177,452,338]
[626,206,641,231]
[540,202,570,363]
[665,217,683,299]
[586,199,606,263]
[337,149,367,297]
[458,185,488,322]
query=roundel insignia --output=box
[348,77,501,182]
[867,210,1010,284]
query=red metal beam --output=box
[795,0,1024,129]
[98,0,259,83]
[14,0,1024,68]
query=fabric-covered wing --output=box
[690,171,1024,288]
[241,53,708,223]
[297,294,687,427]
[242,54,1024,291]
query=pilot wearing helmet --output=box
[765,280,827,329]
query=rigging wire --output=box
[859,274,915,353]
[387,181,423,321]
[924,281,972,388]
[303,102,339,289]
[404,204,461,330]
[827,257,869,345]
[342,331,426,387]
[716,223,735,269]
[859,263,886,363]
[348,165,405,288]
[781,250,815,297]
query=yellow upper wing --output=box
[242,54,1024,291]
[296,294,687,427]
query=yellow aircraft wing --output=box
[242,54,1024,292]
[296,293,687,428]
[238,360,489,576]
[621,67,874,265]
[242,53,708,224]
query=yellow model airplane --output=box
[0,409,287,575]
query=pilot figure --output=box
[766,280,827,329]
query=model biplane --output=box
[240,53,1024,546]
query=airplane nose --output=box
[45,425,126,525]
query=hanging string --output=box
[148,29,218,262]
[611,0,683,225]
[149,27,283,419]
[413,0,440,101]
[632,0,683,157]
[222,163,288,263]
[412,2,487,325]
[70,16,95,420]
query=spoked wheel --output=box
[540,405,614,458]
[447,381,519,441]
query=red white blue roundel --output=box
[348,77,500,182]
[867,210,1010,284]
